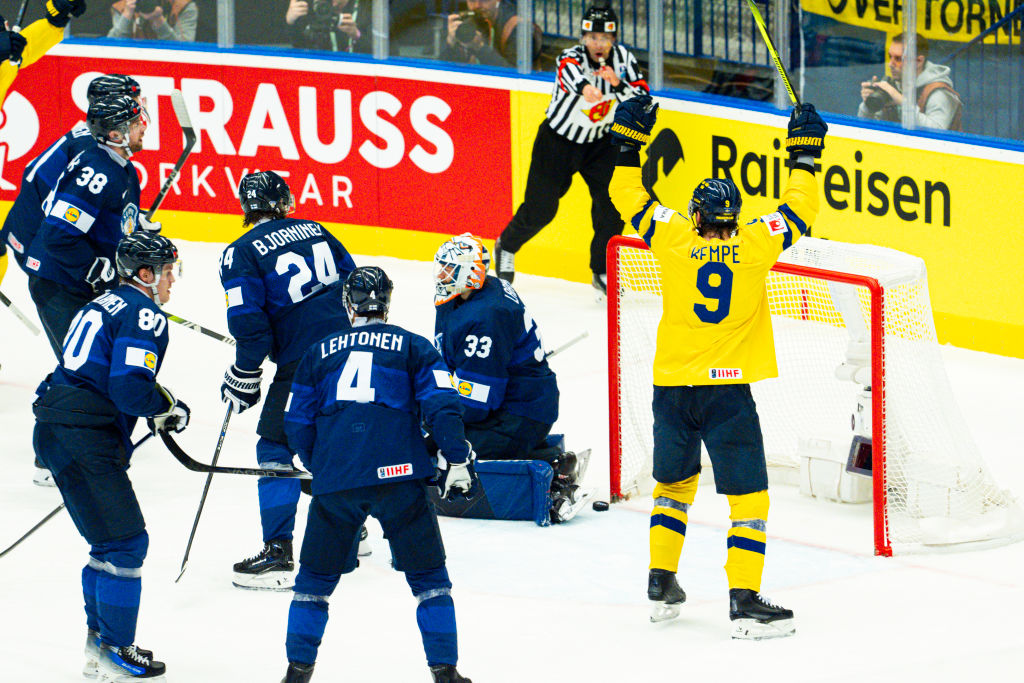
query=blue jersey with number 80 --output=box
[219,217,356,370]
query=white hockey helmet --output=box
[433,233,490,306]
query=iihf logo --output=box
[709,368,742,379]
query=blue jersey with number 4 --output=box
[27,145,142,295]
[285,322,468,495]
[434,275,559,425]
[1,124,95,271]
[48,285,171,451]
[220,217,357,371]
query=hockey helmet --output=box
[581,4,617,34]
[87,74,142,104]
[433,233,490,306]
[116,232,179,281]
[344,266,394,319]
[87,95,145,146]
[688,178,742,231]
[238,171,294,217]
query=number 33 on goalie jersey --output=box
[608,166,820,387]
[219,218,356,370]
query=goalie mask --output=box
[688,178,742,233]
[343,266,394,321]
[433,233,490,306]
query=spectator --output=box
[286,0,371,53]
[440,0,541,68]
[858,32,962,130]
[108,0,197,41]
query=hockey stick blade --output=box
[147,90,198,220]
[159,430,311,479]
[744,0,801,108]
[544,330,589,359]
[166,312,236,346]
[0,289,41,336]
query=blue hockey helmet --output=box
[87,74,142,104]
[687,178,742,231]
[344,266,394,319]
[116,232,178,280]
[87,95,145,146]
[238,171,294,217]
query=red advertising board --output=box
[0,51,513,236]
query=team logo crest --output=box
[63,206,81,223]
[121,203,139,236]
[583,99,613,123]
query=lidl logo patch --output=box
[457,380,473,396]
[144,352,157,370]
[64,206,81,223]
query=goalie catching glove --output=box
[221,364,262,413]
[610,94,659,150]
[785,103,827,159]
[433,442,480,501]
[148,385,190,435]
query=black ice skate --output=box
[648,568,686,623]
[592,273,608,301]
[549,479,593,524]
[281,661,315,683]
[729,588,795,640]
[430,663,472,683]
[84,630,152,680]
[232,538,294,591]
[357,524,372,557]
[493,238,515,283]
[98,643,165,681]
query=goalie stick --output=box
[159,429,312,480]
[165,312,236,346]
[146,90,197,220]
[0,289,41,336]
[174,404,231,582]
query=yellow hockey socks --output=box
[649,475,698,573]
[725,490,769,591]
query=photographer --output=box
[108,0,197,41]
[286,0,370,53]
[441,0,541,68]
[858,32,962,130]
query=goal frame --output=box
[606,236,897,556]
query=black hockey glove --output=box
[45,0,87,28]
[221,364,263,414]
[785,103,827,159]
[0,30,26,64]
[610,94,659,150]
[148,385,191,435]
[86,256,117,294]
[433,442,480,501]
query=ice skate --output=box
[430,663,472,683]
[357,524,372,557]
[232,538,294,591]
[729,588,795,640]
[493,238,514,283]
[648,568,686,622]
[33,457,55,487]
[84,630,152,679]
[281,661,315,683]
[592,273,607,301]
[549,480,593,523]
[97,643,165,681]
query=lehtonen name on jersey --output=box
[319,329,405,358]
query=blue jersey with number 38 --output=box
[219,217,357,371]
[47,285,171,450]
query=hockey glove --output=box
[45,0,87,28]
[434,443,480,501]
[139,215,162,234]
[0,30,26,64]
[86,257,117,294]
[148,385,191,435]
[785,103,827,159]
[610,94,659,150]
[221,364,263,414]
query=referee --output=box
[493,3,648,296]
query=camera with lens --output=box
[863,77,897,116]
[302,0,341,49]
[135,0,160,14]
[454,10,490,46]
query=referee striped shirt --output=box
[545,43,649,143]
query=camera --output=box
[454,11,489,46]
[302,0,341,49]
[135,0,160,14]
[863,77,897,115]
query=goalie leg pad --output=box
[649,476,698,573]
[725,491,769,592]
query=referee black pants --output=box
[499,121,624,275]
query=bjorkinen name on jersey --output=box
[249,222,324,255]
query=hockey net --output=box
[608,235,1024,555]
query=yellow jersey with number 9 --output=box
[609,165,819,386]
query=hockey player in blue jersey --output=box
[25,93,157,359]
[32,232,189,681]
[281,266,476,683]
[219,170,357,590]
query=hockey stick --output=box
[165,312,236,346]
[9,0,31,67]
[0,289,41,336]
[0,433,153,560]
[174,404,231,582]
[744,0,801,108]
[159,429,312,480]
[146,90,197,221]
[544,330,589,359]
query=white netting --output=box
[611,237,1024,554]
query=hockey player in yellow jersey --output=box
[608,95,826,639]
